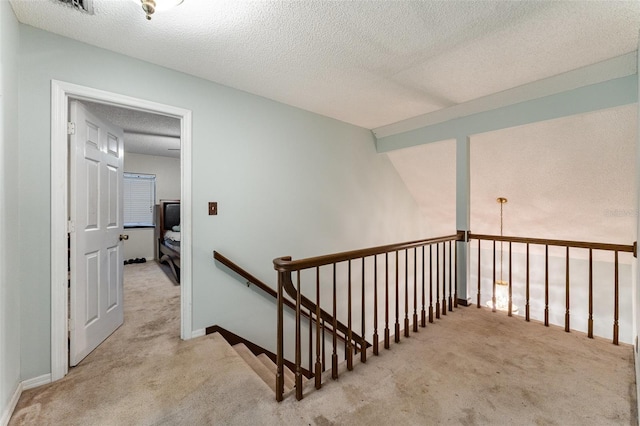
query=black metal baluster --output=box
[613,251,619,345]
[436,244,440,319]
[385,253,390,349]
[564,247,569,332]
[492,240,496,312]
[441,242,447,317]
[477,240,481,308]
[361,257,366,363]
[332,264,338,379]
[395,251,400,343]
[413,247,418,332]
[315,267,322,389]
[544,245,549,326]
[421,246,426,327]
[295,271,302,400]
[347,260,353,370]
[588,249,593,338]
[454,240,458,308]
[373,255,379,355]
[508,242,512,317]
[525,243,530,321]
[404,249,410,337]
[448,240,453,312]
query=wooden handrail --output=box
[278,270,369,348]
[470,232,634,346]
[468,233,635,254]
[214,251,277,298]
[274,232,463,272]
[213,251,369,348]
[271,231,634,402]
[275,234,462,401]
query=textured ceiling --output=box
[388,104,638,245]
[83,101,181,158]
[9,0,640,129]
[9,0,640,235]
[470,105,637,245]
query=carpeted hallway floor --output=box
[10,261,637,425]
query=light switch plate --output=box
[209,202,218,216]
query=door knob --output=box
[119,234,129,241]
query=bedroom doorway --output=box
[67,100,126,366]
[51,80,193,381]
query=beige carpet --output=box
[10,261,637,425]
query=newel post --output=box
[274,256,293,401]
[275,269,285,401]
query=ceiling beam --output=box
[375,53,638,153]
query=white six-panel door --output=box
[69,100,125,366]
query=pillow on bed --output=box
[172,224,180,232]
[164,230,181,242]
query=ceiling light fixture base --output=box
[141,0,155,20]
[133,0,184,20]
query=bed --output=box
[156,200,181,284]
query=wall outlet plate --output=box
[208,202,218,216]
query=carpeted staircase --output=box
[230,341,297,394]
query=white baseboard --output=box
[190,328,206,339]
[1,382,22,426]
[22,373,52,390]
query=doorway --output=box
[51,80,193,381]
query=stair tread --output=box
[232,344,277,393]
[205,333,273,394]
[257,353,295,391]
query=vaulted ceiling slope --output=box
[387,104,638,244]
[9,0,640,129]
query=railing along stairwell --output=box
[217,231,634,403]
[212,251,370,382]
[273,232,462,401]
[469,233,636,345]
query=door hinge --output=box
[68,220,75,233]
[67,122,76,135]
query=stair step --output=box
[232,343,277,393]
[256,353,295,392]
[205,333,275,394]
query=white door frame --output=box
[51,80,193,381]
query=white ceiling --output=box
[469,104,638,245]
[9,0,640,129]
[83,101,181,158]
[9,0,640,242]
[388,104,638,244]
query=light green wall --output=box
[376,75,638,153]
[18,26,425,379]
[0,0,21,421]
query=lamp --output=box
[134,0,184,20]
[485,197,519,313]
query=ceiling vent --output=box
[56,0,94,14]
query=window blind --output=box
[124,173,156,227]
